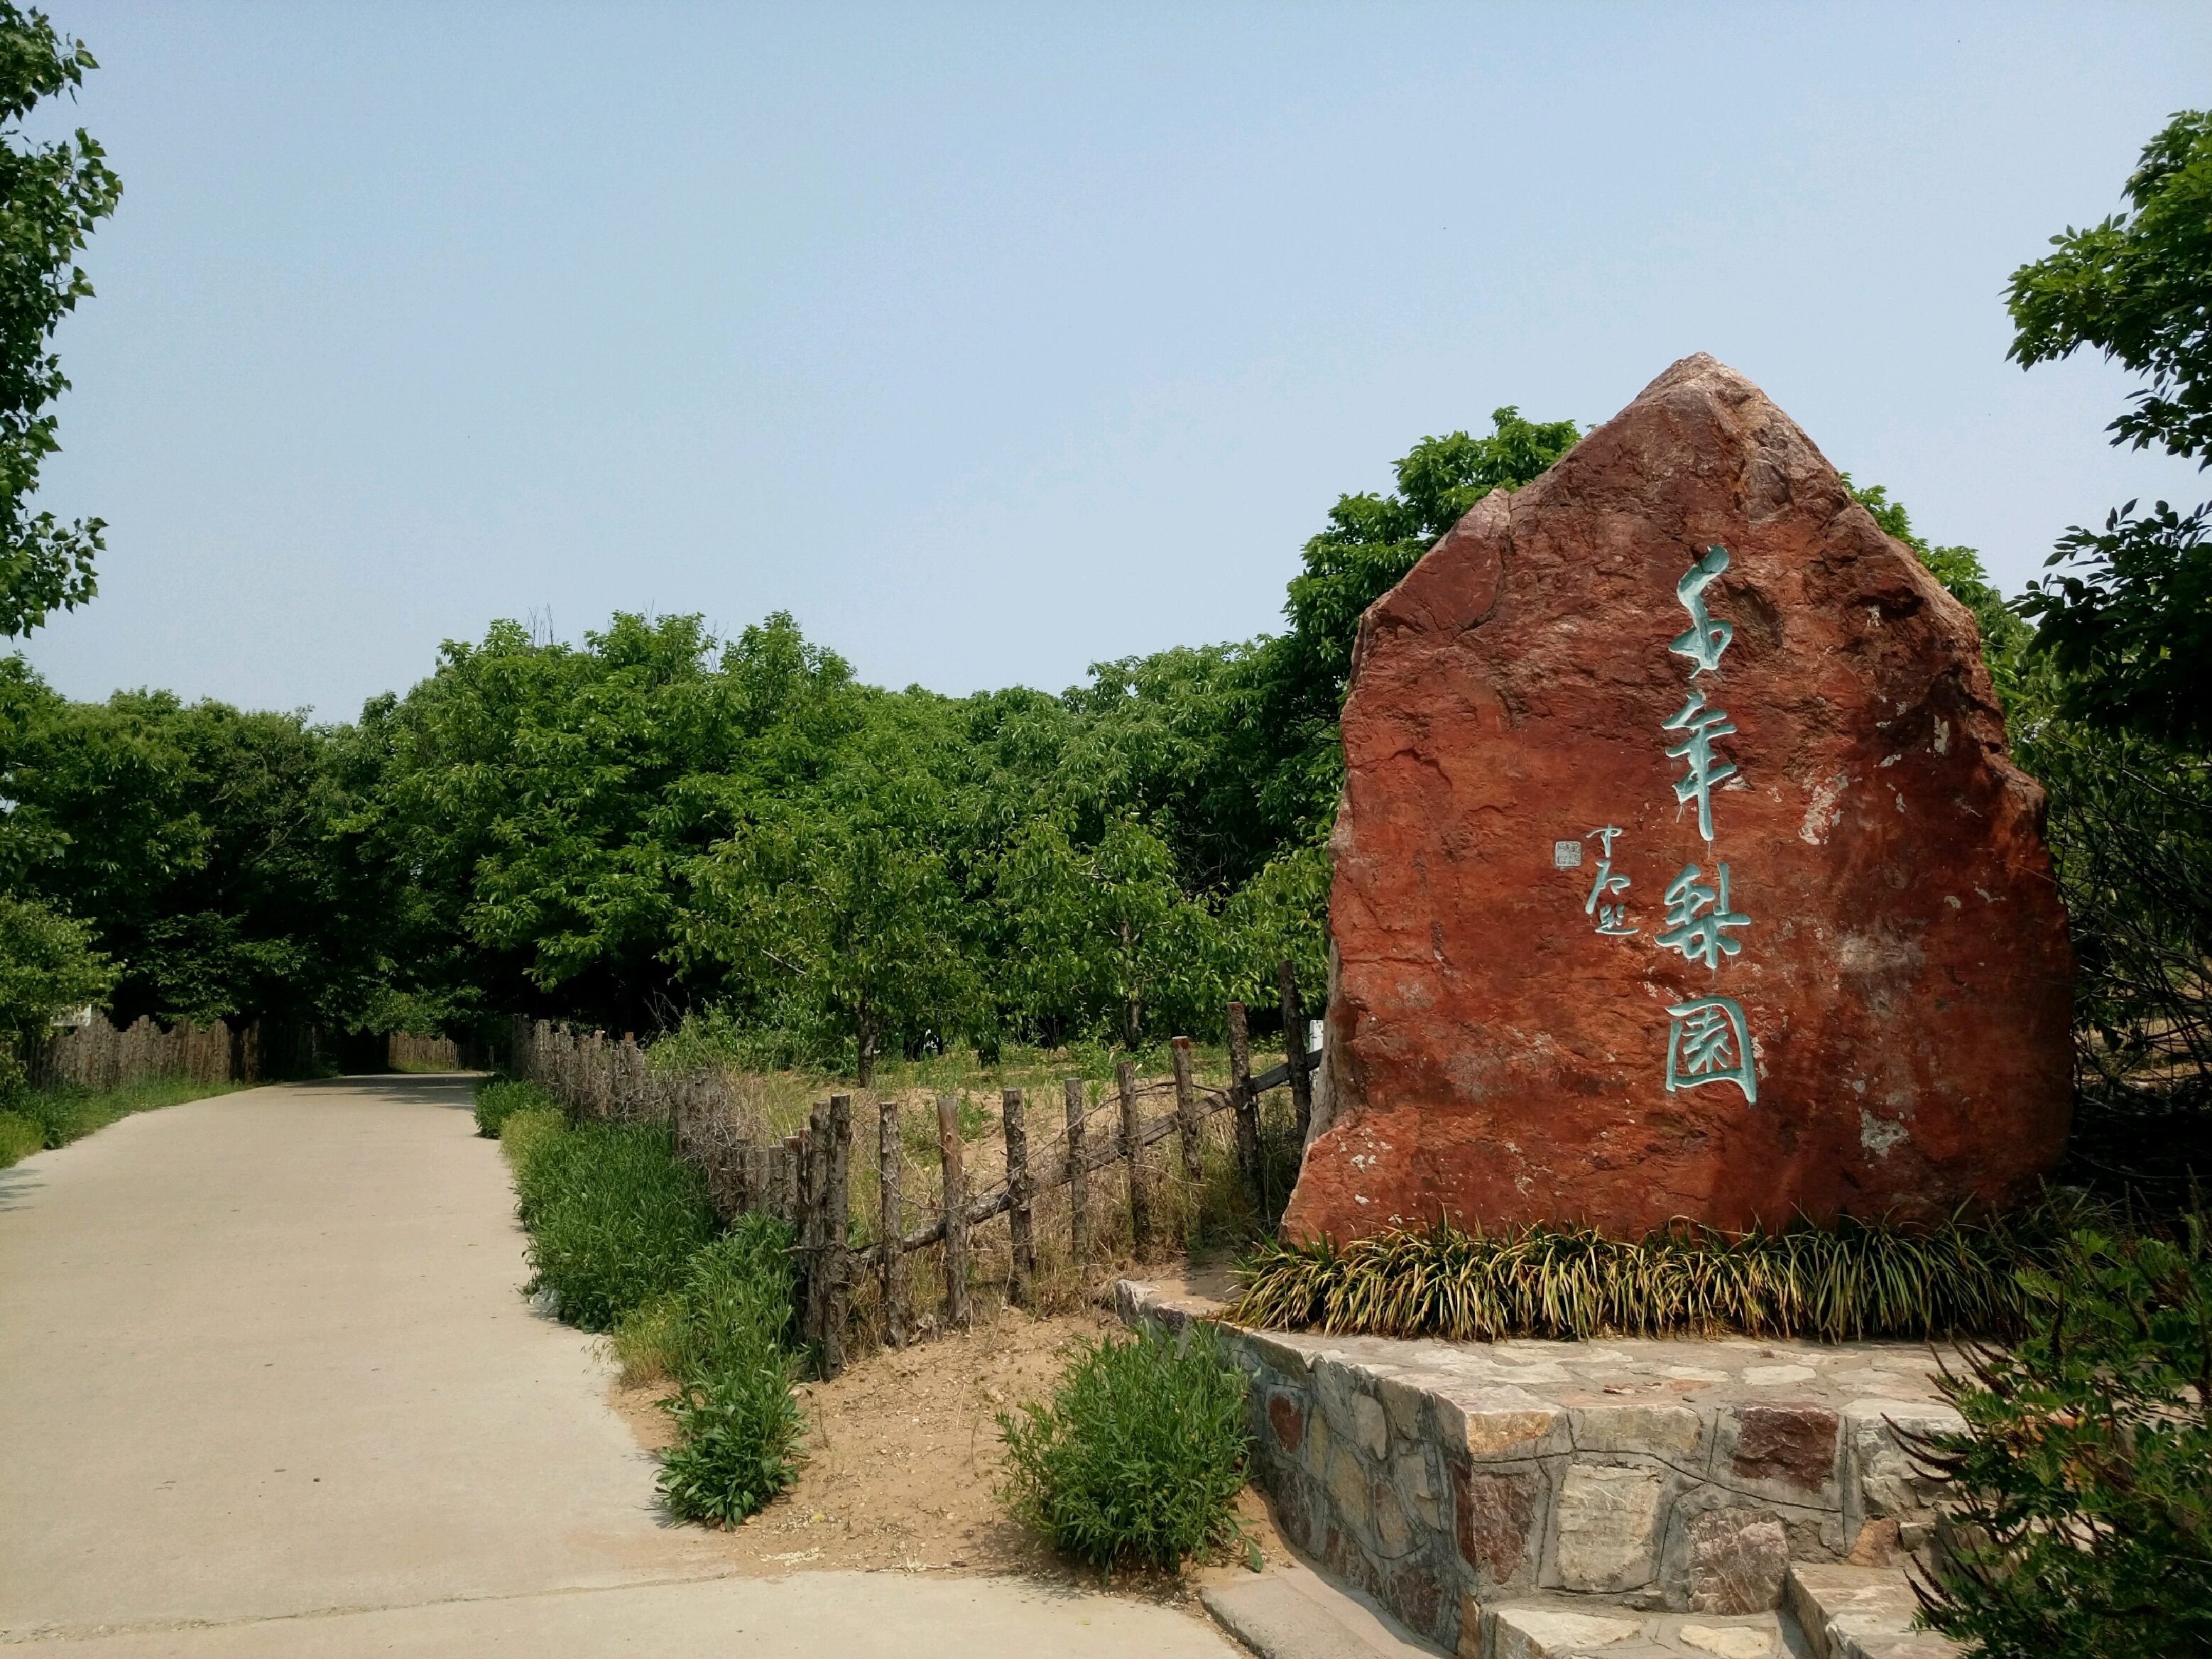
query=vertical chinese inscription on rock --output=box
[1572,543,1758,1104]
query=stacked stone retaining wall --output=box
[1118,1280,1962,1656]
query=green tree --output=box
[0,661,361,1029]
[0,889,112,1090]
[0,5,118,637]
[2006,107,2212,747]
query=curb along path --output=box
[0,1076,1235,1657]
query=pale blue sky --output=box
[18,3,2212,719]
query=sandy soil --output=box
[608,1268,1280,1598]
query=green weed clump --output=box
[496,1109,805,1526]
[629,1219,806,1525]
[472,1076,552,1139]
[1233,1210,2059,1343]
[997,1324,1251,1575]
[0,1110,41,1166]
[501,1111,716,1331]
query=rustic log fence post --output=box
[1003,1087,1035,1310]
[937,1093,970,1328]
[1227,1000,1260,1213]
[822,1094,851,1379]
[1171,1037,1201,1186]
[799,1106,826,1354]
[1118,1059,1148,1258]
[1064,1077,1088,1268]
[1279,960,1313,1147]
[878,1098,908,1348]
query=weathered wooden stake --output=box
[1003,1087,1035,1310]
[822,1094,852,1379]
[799,1105,827,1354]
[1118,1059,1148,1258]
[1279,960,1313,1148]
[1228,1000,1261,1213]
[878,1098,908,1347]
[780,1133,803,1229]
[937,1093,970,1328]
[1171,1036,1201,1184]
[1064,1076,1089,1268]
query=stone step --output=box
[1202,1551,1449,1659]
[1784,1564,1957,1659]
[1478,1600,1799,1659]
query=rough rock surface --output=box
[1285,354,2072,1242]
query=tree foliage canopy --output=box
[2008,107,2212,748]
[0,3,116,637]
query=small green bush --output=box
[0,1109,42,1167]
[474,1076,552,1139]
[656,1361,807,1528]
[1909,1217,2212,1657]
[512,1119,716,1331]
[997,1323,1251,1574]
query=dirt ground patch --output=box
[607,1275,1281,1595]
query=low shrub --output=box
[473,1076,552,1139]
[494,1108,804,1526]
[508,1116,716,1331]
[1908,1216,2212,1658]
[1232,1208,2068,1343]
[997,1323,1251,1576]
[655,1361,807,1528]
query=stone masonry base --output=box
[1116,1281,1963,1658]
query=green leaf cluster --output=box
[0,3,118,638]
[1912,1219,2212,1658]
[2007,107,2212,749]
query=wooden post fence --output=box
[1227,1000,1260,1212]
[1279,960,1313,1147]
[822,1094,852,1379]
[879,1098,908,1347]
[1064,1076,1089,1267]
[1003,1087,1035,1310]
[1171,1037,1201,1185]
[937,1093,970,1328]
[1118,1058,1148,1258]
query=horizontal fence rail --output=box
[509,969,1318,1378]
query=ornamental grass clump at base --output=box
[1905,1214,2212,1659]
[996,1323,1251,1577]
[1232,1207,2071,1343]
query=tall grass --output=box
[499,1104,717,1332]
[1231,1207,2086,1343]
[0,1076,256,1170]
[486,1082,803,1525]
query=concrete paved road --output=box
[0,1077,1233,1656]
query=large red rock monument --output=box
[1282,355,2074,1244]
